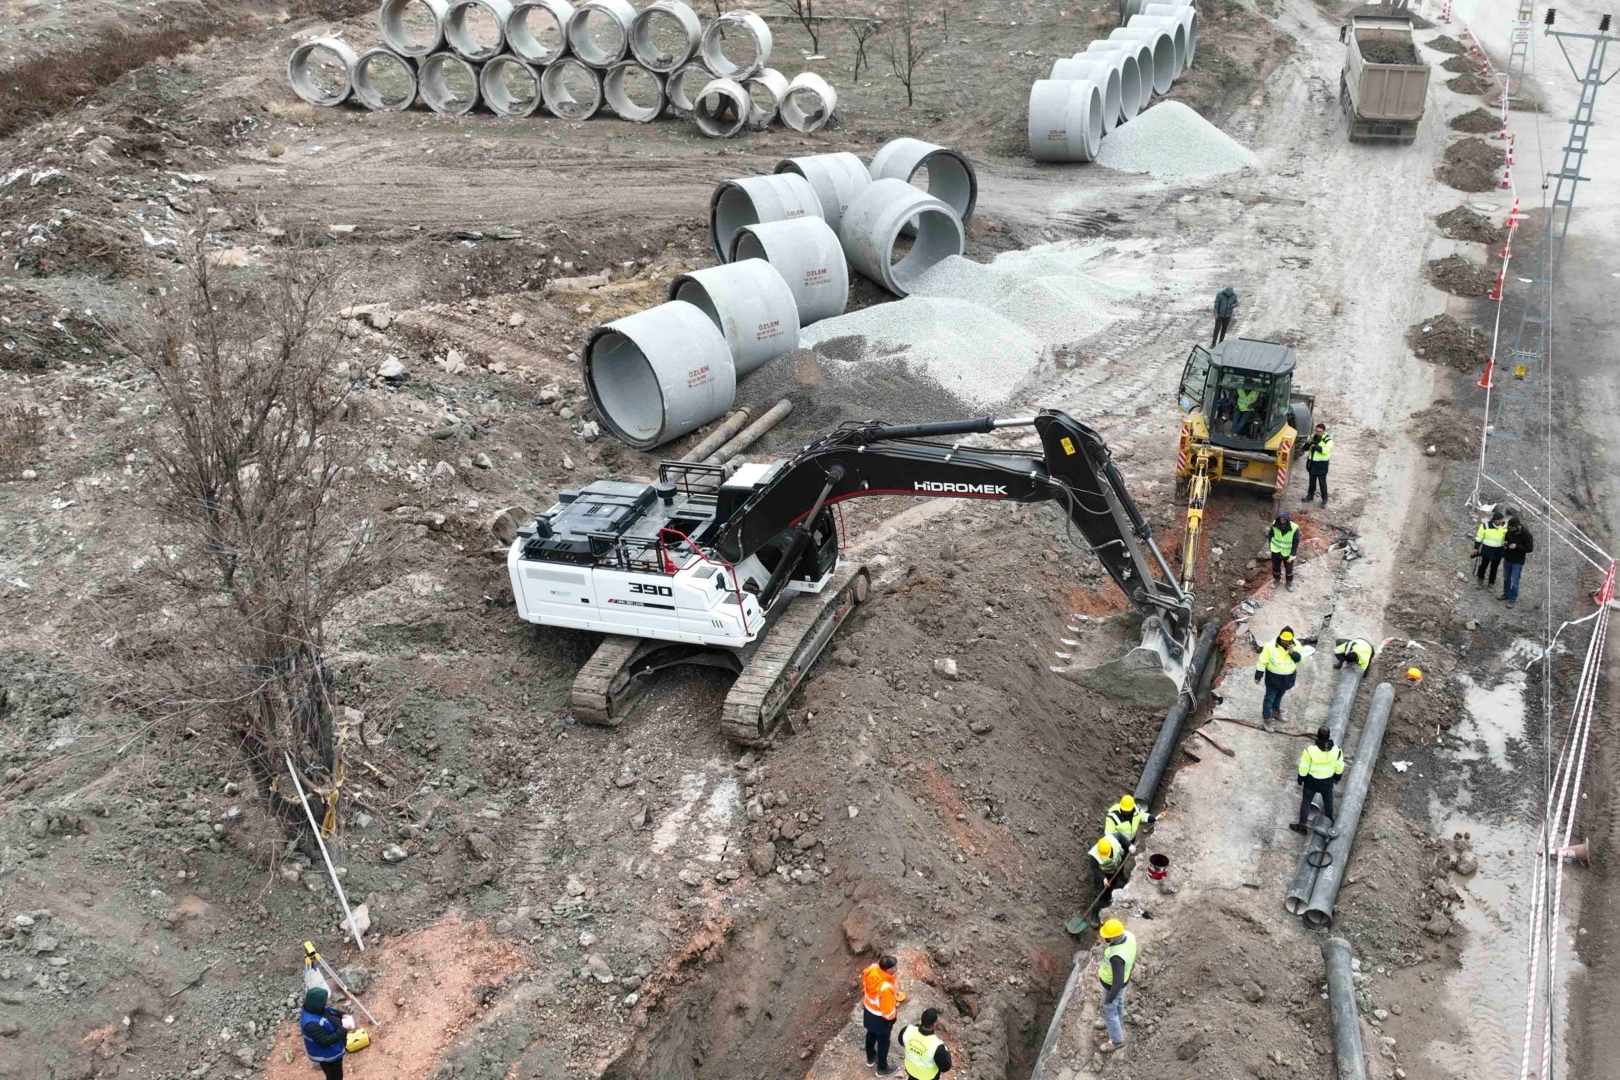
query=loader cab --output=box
[1178,339,1301,450]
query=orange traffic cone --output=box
[1477,360,1495,389]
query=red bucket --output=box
[1146,853,1170,882]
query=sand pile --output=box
[1095,100,1256,180]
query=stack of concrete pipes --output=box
[582,138,976,449]
[1026,0,1200,162]
[287,0,837,134]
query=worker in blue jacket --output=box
[300,986,351,1079]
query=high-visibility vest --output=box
[1089,839,1124,874]
[901,1026,944,1080]
[1335,639,1373,670]
[862,964,897,1020]
[1237,389,1259,411]
[1309,435,1333,461]
[1298,744,1345,779]
[1269,522,1300,555]
[1098,932,1138,987]
[1105,803,1147,842]
[1477,522,1507,547]
[1255,642,1298,677]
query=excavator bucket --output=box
[1053,614,1193,708]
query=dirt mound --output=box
[1450,105,1503,131]
[1443,54,1482,73]
[1436,205,1508,245]
[1447,72,1497,95]
[1408,313,1491,371]
[1410,399,1480,459]
[1361,39,1420,64]
[1446,136,1508,168]
[1426,254,1495,296]
[1426,33,1467,53]
[1438,135,1507,191]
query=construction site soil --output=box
[1448,106,1505,132]
[1406,313,1493,371]
[1408,400,1482,460]
[1445,72,1498,96]
[1425,254,1495,296]
[1435,204,1508,245]
[1425,33,1467,53]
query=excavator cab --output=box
[1176,338,1313,495]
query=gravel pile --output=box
[1094,101,1256,180]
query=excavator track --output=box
[720,561,869,746]
[571,635,663,726]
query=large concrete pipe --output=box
[1127,14,1188,75]
[1284,661,1370,915]
[773,153,869,235]
[541,56,604,118]
[780,72,837,133]
[730,218,849,325]
[583,301,737,450]
[604,60,665,121]
[629,0,701,72]
[567,0,636,66]
[692,78,751,138]
[1028,79,1105,163]
[840,177,964,297]
[1143,3,1200,67]
[1132,621,1222,806]
[444,0,513,62]
[1050,57,1123,134]
[380,0,449,57]
[1109,27,1175,94]
[353,47,418,111]
[480,54,543,115]
[507,0,574,63]
[1303,683,1395,928]
[1322,938,1370,1080]
[666,61,712,114]
[1075,48,1140,125]
[667,260,800,377]
[700,10,773,82]
[1086,39,1154,114]
[288,38,359,106]
[709,173,825,262]
[419,52,481,114]
[744,67,790,127]
[869,138,977,235]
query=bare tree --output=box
[776,0,821,54]
[884,0,935,106]
[850,18,882,82]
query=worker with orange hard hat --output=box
[862,955,901,1074]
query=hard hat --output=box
[1099,918,1125,939]
[1097,837,1113,857]
[1278,629,1295,642]
[1406,667,1423,682]
[1119,795,1135,812]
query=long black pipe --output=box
[1322,936,1369,1080]
[1284,661,1368,914]
[1133,620,1224,806]
[1304,682,1395,927]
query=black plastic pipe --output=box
[1304,682,1395,927]
[1284,661,1368,914]
[1322,936,1369,1080]
[1133,619,1224,806]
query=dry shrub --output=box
[0,404,45,479]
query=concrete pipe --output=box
[667,260,800,377]
[1127,15,1187,75]
[692,78,751,138]
[507,0,574,63]
[773,152,870,235]
[629,0,701,72]
[743,67,790,127]
[604,60,666,122]
[1028,79,1105,163]
[780,71,837,133]
[419,52,481,114]
[583,301,737,450]
[700,9,773,82]
[288,38,359,106]
[480,54,542,116]
[868,137,977,231]
[541,57,604,118]
[379,0,449,57]
[444,0,513,62]
[567,0,636,67]
[729,217,849,325]
[1070,49,1140,125]
[840,177,965,298]
[709,172,825,262]
[1143,3,1199,67]
[352,47,418,111]
[1109,27,1175,94]
[1086,39,1154,114]
[1050,57,1123,134]
[666,61,712,114]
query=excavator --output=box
[508,409,1196,745]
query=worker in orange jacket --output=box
[862,955,901,1075]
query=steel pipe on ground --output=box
[1284,662,1369,915]
[419,52,481,114]
[541,57,603,118]
[1322,938,1369,1080]
[700,9,772,81]
[1132,621,1222,806]
[1303,683,1395,928]
[839,177,964,297]
[380,0,449,57]
[583,301,737,450]
[780,72,837,133]
[567,0,636,66]
[1109,27,1175,94]
[507,0,574,63]
[604,60,666,121]
[773,152,869,235]
[1143,3,1200,67]
[480,54,543,115]
[667,260,800,377]
[709,172,824,262]
[666,61,712,113]
[868,137,978,231]
[729,217,849,325]
[743,67,790,127]
[1085,39,1154,113]
[1127,14,1188,75]
[353,47,418,111]
[629,0,701,71]
[705,399,793,464]
[1028,79,1105,163]
[1050,57,1123,134]
[681,408,753,463]
[289,38,360,106]
[444,0,513,61]
[692,78,751,137]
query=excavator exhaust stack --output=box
[1053,614,1194,708]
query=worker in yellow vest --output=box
[1302,422,1332,506]
[1332,638,1374,671]
[1267,511,1301,591]
[899,1008,953,1078]
[1094,918,1137,1054]
[1254,627,1302,722]
[1087,835,1129,911]
[1473,511,1508,589]
[1102,794,1155,849]
[1291,726,1346,834]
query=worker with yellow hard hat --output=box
[1093,918,1138,1054]
[1087,835,1129,912]
[1103,794,1156,848]
[1254,626,1303,722]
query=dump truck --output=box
[1339,8,1430,143]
